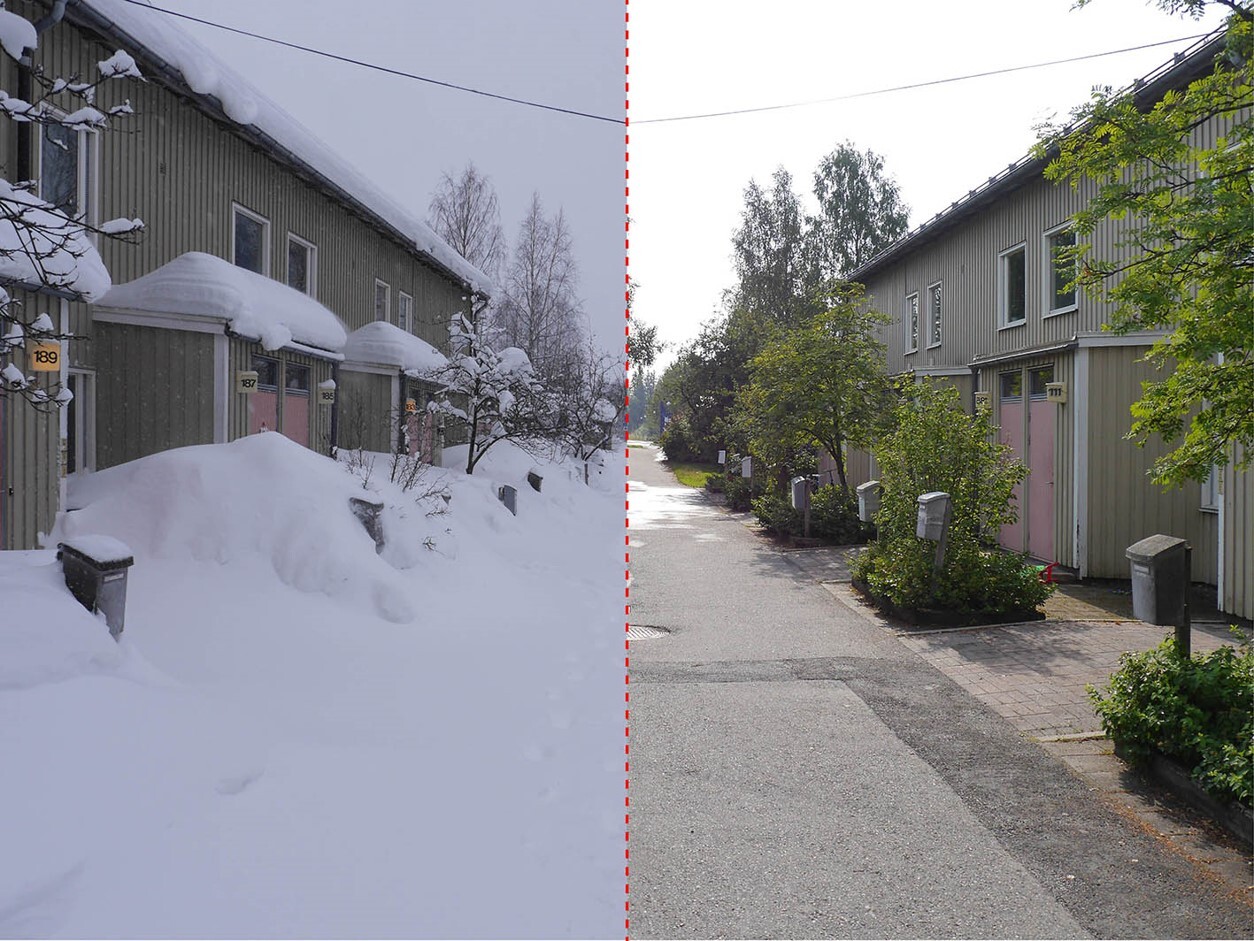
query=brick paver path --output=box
[897,619,1235,739]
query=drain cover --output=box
[627,624,670,640]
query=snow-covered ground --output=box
[1,433,622,939]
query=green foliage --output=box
[1089,636,1253,805]
[809,485,867,544]
[751,490,802,536]
[669,462,720,489]
[854,381,1054,613]
[809,141,910,280]
[657,415,701,464]
[627,319,663,369]
[720,471,763,512]
[1038,13,1253,486]
[731,168,817,327]
[736,283,891,493]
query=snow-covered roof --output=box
[342,320,448,373]
[98,252,347,354]
[70,0,493,298]
[0,179,111,300]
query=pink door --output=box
[283,393,310,448]
[249,390,278,435]
[1027,397,1055,561]
[998,399,1025,552]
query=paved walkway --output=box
[628,447,1252,938]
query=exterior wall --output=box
[228,339,333,454]
[95,321,217,469]
[1084,346,1217,582]
[0,380,60,550]
[337,368,397,454]
[1220,454,1252,620]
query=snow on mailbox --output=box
[856,480,881,523]
[740,456,752,478]
[916,491,951,541]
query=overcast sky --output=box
[138,0,624,349]
[630,0,1227,370]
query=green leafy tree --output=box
[730,168,817,327]
[809,141,910,280]
[1038,9,1252,486]
[736,283,891,492]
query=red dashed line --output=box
[624,2,631,938]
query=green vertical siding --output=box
[338,369,397,454]
[95,322,216,469]
[1221,455,1252,619]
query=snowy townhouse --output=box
[837,32,1252,620]
[0,0,490,551]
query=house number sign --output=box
[236,370,259,393]
[29,342,61,371]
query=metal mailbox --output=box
[741,456,752,478]
[916,491,951,541]
[856,480,881,523]
[1126,534,1190,627]
[498,484,517,516]
[791,476,812,511]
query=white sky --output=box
[630,0,1228,371]
[135,0,624,350]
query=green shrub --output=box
[854,381,1054,615]
[809,485,866,544]
[1089,637,1253,806]
[722,473,761,511]
[751,490,801,535]
[658,416,700,463]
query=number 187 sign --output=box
[29,342,61,372]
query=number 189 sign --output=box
[29,342,61,372]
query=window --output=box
[905,292,919,353]
[398,292,413,333]
[927,281,942,347]
[1201,466,1218,511]
[284,362,310,395]
[374,279,391,322]
[39,120,94,221]
[253,355,279,390]
[1045,227,1077,314]
[999,370,1023,401]
[1029,365,1054,399]
[999,244,1027,326]
[287,234,316,296]
[233,206,269,275]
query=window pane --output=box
[375,282,389,321]
[1006,249,1026,322]
[285,363,310,394]
[906,294,919,350]
[1000,371,1023,400]
[41,123,79,214]
[1050,231,1076,310]
[288,239,309,293]
[930,284,942,345]
[235,212,265,273]
[253,356,278,389]
[1029,366,1054,398]
[399,294,413,332]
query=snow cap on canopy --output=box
[98,252,347,354]
[343,321,449,374]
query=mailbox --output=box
[717,449,726,465]
[856,480,881,523]
[741,456,752,478]
[790,476,811,511]
[498,484,517,516]
[916,491,951,541]
[1126,534,1190,627]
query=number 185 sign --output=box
[29,342,62,372]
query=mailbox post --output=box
[917,492,952,591]
[1126,534,1192,657]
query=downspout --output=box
[18,0,69,181]
[328,360,339,458]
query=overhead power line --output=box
[634,34,1211,125]
[119,0,625,124]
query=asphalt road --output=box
[626,446,1251,940]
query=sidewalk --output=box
[776,542,1254,899]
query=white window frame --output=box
[65,367,96,474]
[997,242,1028,329]
[926,280,942,349]
[398,291,413,333]
[37,112,97,226]
[1042,224,1078,317]
[904,292,919,354]
[286,232,317,298]
[232,204,270,275]
[1201,465,1219,512]
[374,278,391,322]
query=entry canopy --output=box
[97,252,348,356]
[342,320,449,375]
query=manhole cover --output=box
[627,624,670,640]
